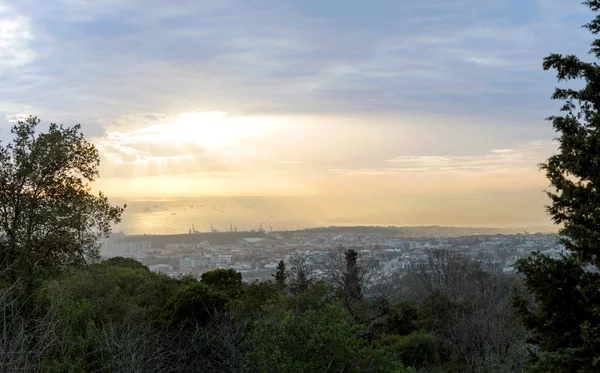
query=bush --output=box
[377,332,441,369]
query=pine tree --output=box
[515,2,600,371]
[273,260,287,288]
[345,249,362,301]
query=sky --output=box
[0,0,594,227]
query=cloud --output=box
[94,110,291,179]
[467,56,512,66]
[329,141,556,176]
[5,113,29,123]
[0,0,587,201]
[0,4,35,70]
[0,0,590,126]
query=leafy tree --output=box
[101,256,149,271]
[200,268,243,298]
[247,302,408,373]
[376,332,441,369]
[161,282,229,327]
[39,263,182,372]
[380,299,421,336]
[0,116,125,281]
[286,280,337,314]
[273,259,287,288]
[515,2,600,371]
[231,280,283,318]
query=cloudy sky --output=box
[0,0,593,227]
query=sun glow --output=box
[113,111,278,150]
[133,111,230,148]
[97,111,285,165]
[95,111,290,184]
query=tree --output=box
[515,2,600,371]
[376,332,441,369]
[320,246,391,325]
[0,116,125,281]
[200,268,243,298]
[101,257,149,272]
[161,282,229,327]
[345,249,362,301]
[247,302,409,373]
[406,249,484,302]
[399,250,528,372]
[287,253,314,296]
[272,260,287,288]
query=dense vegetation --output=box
[0,249,528,372]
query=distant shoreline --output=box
[113,224,558,242]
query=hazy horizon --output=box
[111,193,556,235]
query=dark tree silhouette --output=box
[345,249,362,301]
[515,2,600,371]
[288,253,314,296]
[273,260,287,288]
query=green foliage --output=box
[418,291,456,332]
[286,280,336,313]
[377,332,441,369]
[355,345,412,373]
[514,2,600,371]
[177,273,199,286]
[247,304,357,372]
[380,299,421,336]
[515,254,600,372]
[36,261,182,371]
[0,117,125,280]
[161,282,229,327]
[273,259,287,288]
[231,280,283,318]
[248,302,408,373]
[44,260,179,325]
[201,268,243,298]
[245,281,410,373]
[101,256,149,271]
[515,254,588,351]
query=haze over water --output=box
[114,193,553,235]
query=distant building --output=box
[148,264,173,274]
[193,256,210,267]
[180,256,211,268]
[210,255,233,266]
[166,243,196,250]
[179,258,195,269]
[101,240,151,256]
[239,238,264,248]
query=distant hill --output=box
[112,225,558,243]
[289,225,558,238]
